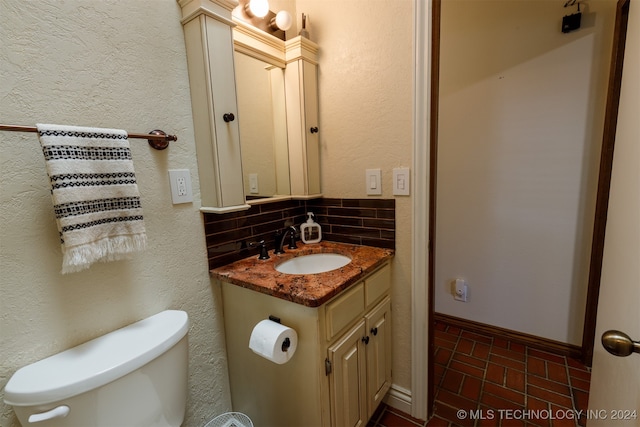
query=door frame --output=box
[580,0,631,367]
[410,0,436,420]
[412,0,631,419]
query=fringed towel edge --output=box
[61,234,147,274]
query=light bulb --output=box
[248,0,269,18]
[274,10,292,31]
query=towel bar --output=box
[0,124,177,150]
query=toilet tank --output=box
[4,310,189,427]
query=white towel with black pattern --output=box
[37,124,147,274]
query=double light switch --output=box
[365,168,410,196]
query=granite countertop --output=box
[210,241,394,307]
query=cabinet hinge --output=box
[325,358,332,376]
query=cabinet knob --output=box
[370,327,378,336]
[310,126,319,134]
[362,336,370,345]
[223,113,235,123]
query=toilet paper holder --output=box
[269,315,281,323]
[268,315,291,351]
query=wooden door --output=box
[587,0,639,422]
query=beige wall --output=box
[0,1,231,426]
[435,0,616,345]
[293,0,415,395]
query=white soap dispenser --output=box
[300,212,322,244]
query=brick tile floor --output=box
[368,320,591,427]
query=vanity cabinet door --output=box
[328,320,367,427]
[364,296,392,416]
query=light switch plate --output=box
[366,169,382,195]
[393,167,410,196]
[249,173,259,194]
[168,169,193,204]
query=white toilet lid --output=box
[4,310,189,406]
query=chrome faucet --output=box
[274,226,298,254]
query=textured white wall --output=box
[294,0,415,394]
[435,0,616,345]
[0,1,231,426]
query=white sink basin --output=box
[275,253,351,275]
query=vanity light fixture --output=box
[270,10,293,31]
[245,0,270,18]
[235,0,292,40]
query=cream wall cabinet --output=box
[220,263,392,427]
[285,37,321,197]
[178,0,249,213]
[178,0,321,210]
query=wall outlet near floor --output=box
[168,169,193,204]
[453,278,468,302]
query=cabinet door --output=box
[203,17,245,207]
[205,18,245,207]
[365,296,392,417]
[284,37,321,197]
[182,13,246,210]
[328,320,367,427]
[302,60,320,195]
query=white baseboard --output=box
[383,384,413,416]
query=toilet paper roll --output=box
[249,319,298,364]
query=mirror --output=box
[234,51,291,200]
[233,17,321,204]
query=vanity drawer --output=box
[325,282,365,341]
[365,264,390,308]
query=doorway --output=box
[413,0,632,420]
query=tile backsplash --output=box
[204,198,395,270]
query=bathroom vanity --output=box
[212,242,394,427]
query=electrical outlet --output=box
[168,169,193,204]
[453,278,468,302]
[177,177,187,196]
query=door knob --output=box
[601,330,640,357]
[223,113,235,123]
